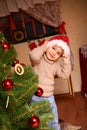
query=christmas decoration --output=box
[1,41,10,50]
[29,41,37,50]
[15,63,24,75]
[28,115,40,128]
[0,32,54,130]
[35,87,43,96]
[58,21,67,35]
[38,39,45,46]
[2,79,13,90]
[13,29,25,43]
[12,59,19,67]
[6,96,9,108]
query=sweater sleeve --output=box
[29,43,47,66]
[56,60,71,79]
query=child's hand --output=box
[62,53,71,63]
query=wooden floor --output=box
[55,93,87,130]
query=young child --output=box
[29,36,81,130]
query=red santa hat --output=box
[47,35,70,54]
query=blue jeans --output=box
[31,95,60,130]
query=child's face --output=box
[46,45,64,61]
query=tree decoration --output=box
[28,115,40,128]
[35,87,43,96]
[6,96,10,108]
[15,63,24,75]
[12,59,19,67]
[2,79,13,90]
[13,30,25,42]
[0,32,54,130]
[1,41,10,50]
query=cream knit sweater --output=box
[29,44,71,97]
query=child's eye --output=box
[57,52,63,56]
[52,47,56,50]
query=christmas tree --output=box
[0,32,55,130]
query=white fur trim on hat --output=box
[47,39,70,54]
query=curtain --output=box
[0,0,61,27]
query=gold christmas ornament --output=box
[15,63,24,75]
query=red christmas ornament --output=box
[12,59,19,67]
[28,115,40,128]
[2,41,10,50]
[35,87,43,96]
[2,79,13,90]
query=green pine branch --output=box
[0,32,55,130]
